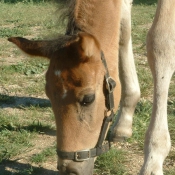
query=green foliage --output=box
[164,169,175,175]
[0,129,34,162]
[132,5,156,55]
[0,60,48,75]
[0,27,27,38]
[30,146,56,163]
[0,0,50,3]
[0,59,48,96]
[133,0,157,5]
[129,100,152,148]
[0,106,54,163]
[95,148,127,175]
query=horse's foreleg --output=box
[111,0,140,142]
[140,3,175,173]
[140,38,173,175]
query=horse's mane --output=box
[57,0,80,35]
[51,0,96,48]
[57,0,96,35]
[42,0,78,49]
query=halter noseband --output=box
[57,51,116,161]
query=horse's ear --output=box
[8,37,53,59]
[78,33,100,58]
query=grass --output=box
[0,59,48,76]
[0,1,175,175]
[95,149,127,175]
[30,146,56,163]
[0,107,54,163]
[0,58,48,96]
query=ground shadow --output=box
[0,94,56,136]
[0,160,59,175]
[133,0,157,5]
[0,94,51,109]
[0,121,56,136]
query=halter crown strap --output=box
[57,51,116,161]
[101,51,116,110]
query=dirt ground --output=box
[0,29,174,175]
[0,131,144,175]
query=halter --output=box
[57,51,116,161]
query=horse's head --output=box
[8,33,113,174]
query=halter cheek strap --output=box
[57,51,116,161]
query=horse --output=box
[8,0,175,174]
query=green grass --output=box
[0,129,34,161]
[95,148,127,175]
[128,100,152,148]
[0,60,48,75]
[0,58,48,96]
[0,107,54,163]
[132,5,156,54]
[0,2,61,59]
[0,1,175,175]
[133,0,157,5]
[30,146,56,163]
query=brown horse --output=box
[8,0,175,174]
[9,1,124,174]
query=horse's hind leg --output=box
[111,0,140,142]
[140,1,175,174]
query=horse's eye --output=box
[80,94,95,106]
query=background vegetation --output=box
[0,0,175,175]
[133,0,157,5]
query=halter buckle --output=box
[75,149,91,161]
[106,77,116,93]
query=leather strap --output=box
[101,51,116,110]
[96,110,114,147]
[57,142,110,161]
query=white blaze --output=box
[54,70,67,99]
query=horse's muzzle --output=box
[58,158,94,175]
